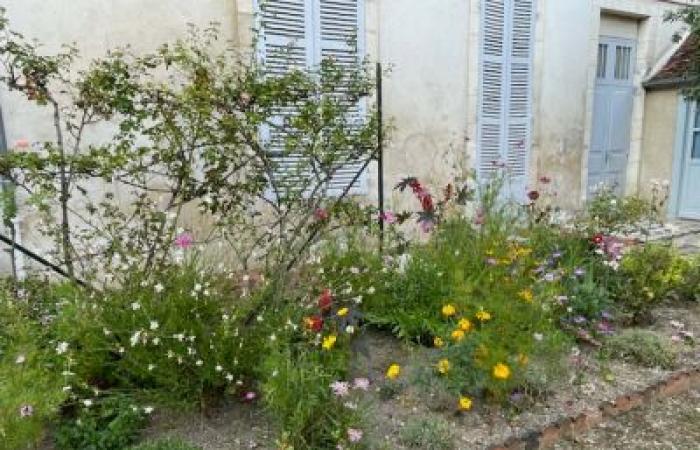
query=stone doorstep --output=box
[487,366,700,450]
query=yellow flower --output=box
[337,307,349,317]
[451,329,465,342]
[493,362,511,380]
[433,336,445,348]
[322,335,337,350]
[442,304,457,317]
[437,359,450,375]
[518,289,534,303]
[518,353,529,366]
[459,396,473,411]
[458,318,473,332]
[475,310,492,322]
[386,363,401,380]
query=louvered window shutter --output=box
[259,0,366,197]
[259,0,314,194]
[478,0,534,199]
[316,0,367,196]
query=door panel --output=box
[679,104,700,219]
[587,37,636,196]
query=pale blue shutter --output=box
[259,0,314,194]
[316,0,367,196]
[478,0,534,200]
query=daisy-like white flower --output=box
[330,381,350,397]
[148,364,156,371]
[154,283,164,293]
[56,342,69,354]
[225,373,234,382]
[131,302,141,311]
[15,354,25,364]
[144,406,154,414]
[195,360,203,366]
[83,399,93,407]
[149,321,159,331]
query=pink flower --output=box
[352,377,370,391]
[314,208,329,221]
[347,428,363,443]
[242,391,257,402]
[14,139,29,149]
[330,381,350,397]
[380,211,397,225]
[174,232,194,249]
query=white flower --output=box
[154,283,164,293]
[15,354,25,364]
[194,283,202,292]
[82,399,93,407]
[143,406,154,414]
[152,337,161,345]
[149,321,159,331]
[533,333,544,342]
[103,328,112,336]
[350,267,360,274]
[195,360,203,366]
[271,370,279,377]
[62,386,72,392]
[225,373,234,382]
[131,302,141,311]
[345,325,355,334]
[353,296,363,304]
[215,365,223,372]
[130,331,143,347]
[148,364,155,371]
[269,334,277,342]
[366,287,375,295]
[56,342,69,355]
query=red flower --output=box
[318,289,333,312]
[421,194,434,212]
[314,208,329,221]
[592,233,604,245]
[304,315,324,332]
[539,175,552,184]
[527,190,540,201]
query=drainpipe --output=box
[0,104,24,280]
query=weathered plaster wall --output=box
[639,89,679,196]
[375,0,471,208]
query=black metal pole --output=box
[0,231,87,287]
[376,62,385,253]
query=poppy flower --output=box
[421,194,434,212]
[314,208,329,221]
[592,233,604,245]
[318,289,333,312]
[304,315,324,332]
[527,190,540,201]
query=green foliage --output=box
[129,438,201,450]
[611,244,689,324]
[54,395,148,450]
[583,185,665,235]
[603,329,677,369]
[0,298,67,450]
[677,254,700,302]
[398,417,455,450]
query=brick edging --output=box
[488,367,700,450]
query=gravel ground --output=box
[554,388,700,450]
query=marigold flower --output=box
[437,358,450,375]
[386,363,401,380]
[337,307,349,317]
[459,396,473,411]
[475,310,492,322]
[322,334,337,350]
[518,289,534,303]
[433,336,444,348]
[493,362,511,380]
[442,304,457,317]
[451,329,465,342]
[458,318,473,332]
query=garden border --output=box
[488,366,700,450]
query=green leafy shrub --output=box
[583,186,664,234]
[611,244,689,323]
[603,329,677,369]
[129,437,201,450]
[0,298,67,450]
[54,395,148,450]
[398,417,455,450]
[676,254,700,302]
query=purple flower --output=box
[509,391,524,404]
[572,315,587,324]
[353,377,370,391]
[573,267,585,277]
[330,381,350,397]
[19,404,33,418]
[242,391,257,402]
[174,232,194,249]
[597,321,615,335]
[601,311,613,321]
[347,428,363,443]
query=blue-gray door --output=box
[679,102,700,219]
[588,37,636,196]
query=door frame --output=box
[670,96,700,220]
